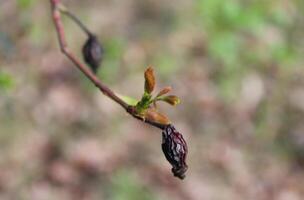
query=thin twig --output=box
[49,0,166,130]
[62,9,92,36]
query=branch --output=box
[61,7,92,36]
[49,0,166,130]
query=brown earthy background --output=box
[1,0,304,199]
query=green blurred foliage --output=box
[17,0,35,9]
[193,0,298,101]
[0,72,14,91]
[109,170,156,200]
[154,52,179,78]
[100,37,126,83]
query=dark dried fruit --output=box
[162,124,188,179]
[82,34,103,74]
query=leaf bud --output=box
[144,108,170,125]
[156,86,172,97]
[161,95,181,106]
[144,67,155,94]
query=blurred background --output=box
[1,0,304,199]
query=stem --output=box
[62,9,92,36]
[49,0,166,130]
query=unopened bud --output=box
[156,86,172,97]
[82,34,103,74]
[162,124,188,179]
[161,95,180,106]
[144,108,170,125]
[144,67,155,94]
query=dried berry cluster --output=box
[162,124,188,179]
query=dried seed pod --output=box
[82,34,103,74]
[162,124,188,179]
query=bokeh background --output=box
[1,0,304,199]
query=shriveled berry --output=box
[162,124,188,179]
[82,34,103,74]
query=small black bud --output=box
[162,124,188,179]
[82,34,103,74]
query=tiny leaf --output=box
[136,93,152,114]
[116,93,138,106]
[144,66,155,94]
